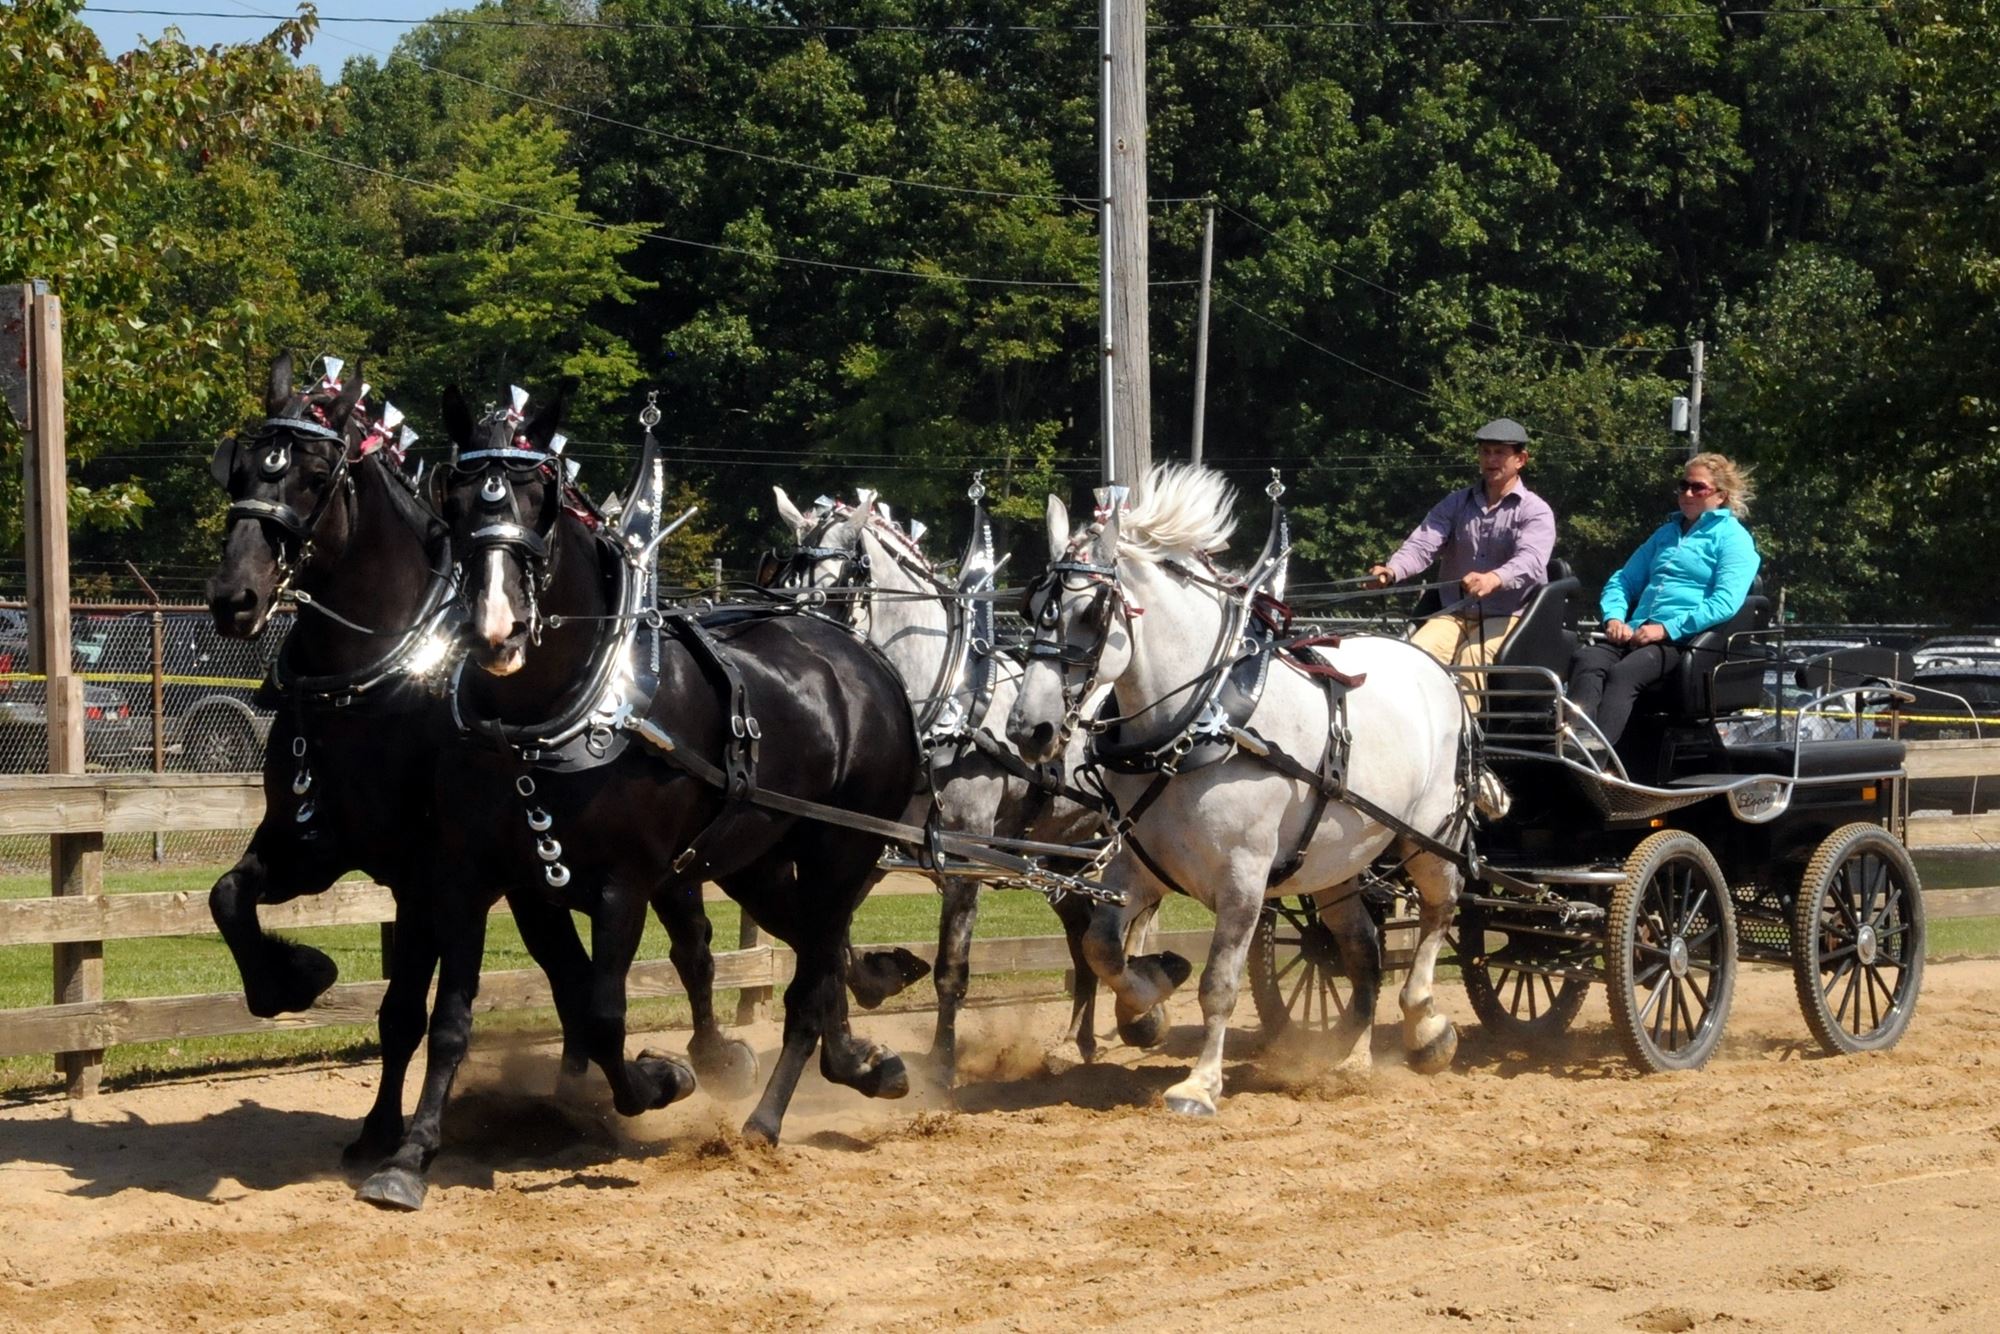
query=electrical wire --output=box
[83,6,1899,37]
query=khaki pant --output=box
[1410,611,1520,712]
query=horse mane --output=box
[1114,464,1239,565]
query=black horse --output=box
[202,357,754,1178]
[349,386,920,1209]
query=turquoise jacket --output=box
[1599,509,1761,643]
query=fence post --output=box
[734,913,769,1024]
[14,283,104,1095]
[150,595,166,861]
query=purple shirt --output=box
[1385,482,1555,618]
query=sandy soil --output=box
[1,960,1997,1332]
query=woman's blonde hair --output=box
[1687,452,1755,519]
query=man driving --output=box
[1368,417,1556,671]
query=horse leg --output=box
[505,890,594,1081]
[927,874,980,1080]
[740,939,830,1147]
[1321,885,1381,1070]
[580,889,698,1118]
[343,904,436,1165]
[1162,865,1267,1116]
[356,896,490,1212]
[1043,889,1100,1074]
[1079,876,1188,1049]
[653,882,758,1098]
[1396,846,1463,1074]
[208,829,338,1017]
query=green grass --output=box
[0,868,1212,1095]
[0,858,1987,1098]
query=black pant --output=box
[1568,641,1685,747]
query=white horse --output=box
[1006,465,1470,1115]
[770,486,1112,1076]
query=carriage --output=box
[1251,567,1926,1073]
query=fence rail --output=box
[3,744,2000,1091]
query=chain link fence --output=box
[0,602,290,874]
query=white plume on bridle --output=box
[1107,464,1240,565]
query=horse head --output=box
[206,352,372,638]
[768,486,879,593]
[434,380,571,677]
[1006,466,1241,764]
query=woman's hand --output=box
[1632,622,1667,646]
[1605,618,1633,644]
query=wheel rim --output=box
[1266,896,1347,1031]
[1810,849,1916,1041]
[1628,857,1727,1058]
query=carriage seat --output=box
[1644,581,1772,719]
[1712,737,1906,780]
[1488,561,1580,680]
[1795,645,1915,694]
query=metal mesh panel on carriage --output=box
[1570,768,1716,821]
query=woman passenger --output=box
[1568,453,1761,749]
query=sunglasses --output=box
[1676,478,1716,496]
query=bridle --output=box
[445,413,565,645]
[775,501,872,600]
[1020,535,1142,755]
[211,409,362,606]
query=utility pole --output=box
[1190,204,1216,466]
[4,282,103,1097]
[1688,338,1704,458]
[1100,0,1150,485]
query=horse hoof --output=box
[357,1166,428,1212]
[1163,1094,1216,1117]
[854,1052,910,1100]
[634,1049,699,1110]
[1155,951,1195,989]
[246,942,339,1018]
[849,947,931,1009]
[690,1037,760,1100]
[740,1114,781,1148]
[1406,1020,1459,1075]
[558,1049,590,1080]
[1117,1007,1169,1050]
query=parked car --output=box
[0,627,136,771]
[1911,635,2000,671]
[70,611,289,771]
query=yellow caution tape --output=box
[0,672,263,689]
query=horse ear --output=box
[526,378,575,451]
[1093,508,1120,567]
[755,550,782,587]
[441,385,475,450]
[266,352,295,415]
[772,486,809,536]
[329,360,366,427]
[852,488,877,525]
[1044,494,1070,559]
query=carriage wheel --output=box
[1790,823,1925,1055]
[1247,895,1351,1035]
[1606,830,1737,1073]
[1457,899,1591,1051]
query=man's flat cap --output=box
[1475,417,1530,445]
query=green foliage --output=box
[0,0,325,566]
[6,0,1996,622]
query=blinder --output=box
[213,414,359,568]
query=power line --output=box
[83,6,1898,37]
[1218,291,1679,455]
[207,0,1108,208]
[261,135,1111,289]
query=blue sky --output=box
[80,2,456,81]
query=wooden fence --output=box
[2,742,1998,1094]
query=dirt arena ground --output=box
[1,959,1995,1332]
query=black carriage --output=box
[1253,570,1925,1072]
